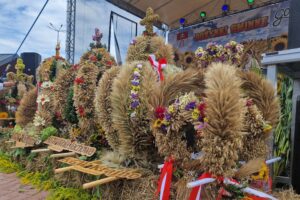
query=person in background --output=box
[0,82,15,90]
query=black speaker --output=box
[21,52,41,83]
[288,0,300,49]
[292,95,300,193]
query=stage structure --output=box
[66,0,76,64]
[262,48,300,192]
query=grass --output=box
[0,150,100,200]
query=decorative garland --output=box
[195,41,244,68]
[152,92,207,160]
[111,61,158,163]
[129,64,143,118]
[200,63,245,177]
[73,63,99,142]
[95,66,120,151]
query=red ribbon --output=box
[148,55,167,81]
[189,172,213,200]
[155,157,174,200]
[246,195,268,200]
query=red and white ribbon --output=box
[188,173,214,200]
[148,54,167,81]
[155,157,173,200]
[187,173,278,200]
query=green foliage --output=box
[10,148,27,158]
[50,59,57,82]
[248,57,262,75]
[63,87,78,124]
[0,151,21,173]
[13,124,22,133]
[46,187,97,200]
[18,171,58,191]
[223,184,247,199]
[274,75,293,176]
[0,150,100,199]
[40,126,58,141]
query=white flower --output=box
[41,81,53,89]
[130,112,136,118]
[37,94,50,105]
[133,71,141,76]
[34,115,46,127]
[136,64,143,69]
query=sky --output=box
[0,0,154,63]
[0,0,67,59]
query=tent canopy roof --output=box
[107,0,282,29]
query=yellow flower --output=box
[133,68,140,72]
[162,119,170,126]
[204,117,208,122]
[153,119,163,128]
[263,124,272,134]
[132,86,140,91]
[168,105,175,113]
[192,109,200,120]
[252,163,269,181]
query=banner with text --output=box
[168,1,290,52]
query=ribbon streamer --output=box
[187,174,277,200]
[155,158,173,200]
[148,54,167,81]
[188,173,214,200]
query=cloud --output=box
[0,0,66,60]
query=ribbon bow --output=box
[148,54,167,81]
[155,157,174,200]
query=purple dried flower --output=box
[131,93,138,99]
[185,101,196,110]
[131,80,140,86]
[161,124,167,132]
[131,100,140,109]
[165,113,171,121]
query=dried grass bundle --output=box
[151,93,202,161]
[53,67,77,116]
[238,70,280,127]
[240,104,268,161]
[73,63,99,142]
[95,66,120,151]
[235,158,265,179]
[149,68,205,114]
[119,175,160,200]
[126,36,174,64]
[111,61,158,161]
[16,88,37,127]
[274,189,300,200]
[201,63,245,176]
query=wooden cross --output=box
[140,7,159,36]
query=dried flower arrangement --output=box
[110,61,158,164]
[195,41,244,68]
[152,92,207,160]
[73,63,99,143]
[240,99,272,161]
